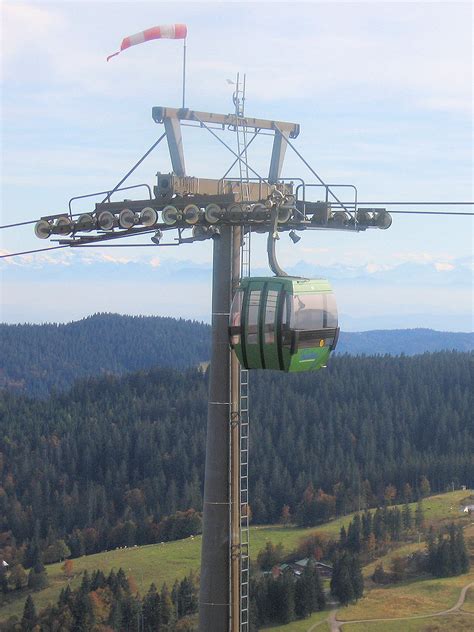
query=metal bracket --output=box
[269,129,289,184]
[230,544,241,560]
[163,116,186,176]
[267,207,289,277]
[230,411,241,427]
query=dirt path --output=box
[327,581,474,631]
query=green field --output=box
[338,570,474,621]
[461,587,474,613]
[344,614,474,631]
[262,609,329,631]
[0,518,356,622]
[0,490,471,623]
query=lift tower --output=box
[32,102,393,632]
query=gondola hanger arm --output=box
[267,206,288,277]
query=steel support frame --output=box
[163,116,186,176]
[268,129,289,184]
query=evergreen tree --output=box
[108,599,123,630]
[143,583,161,631]
[71,590,95,631]
[27,564,48,591]
[160,583,176,628]
[455,525,470,574]
[294,572,311,618]
[402,503,412,531]
[346,515,361,553]
[339,525,347,548]
[349,555,364,599]
[415,500,425,530]
[21,595,37,632]
[361,511,373,541]
[278,573,295,624]
[311,565,326,611]
[257,541,284,570]
[331,552,363,606]
[331,554,354,606]
[178,572,198,617]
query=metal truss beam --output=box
[152,106,300,138]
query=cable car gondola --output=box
[229,276,339,372]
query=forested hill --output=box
[0,314,210,397]
[0,352,472,561]
[0,313,472,396]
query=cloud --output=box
[434,262,455,272]
[2,2,472,113]
[1,3,65,76]
[365,263,392,274]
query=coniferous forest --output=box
[1,313,473,397]
[0,351,472,566]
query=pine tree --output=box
[294,572,311,618]
[455,525,470,574]
[361,511,373,541]
[350,555,364,599]
[415,499,425,530]
[339,525,347,548]
[347,515,361,553]
[143,583,161,631]
[72,590,95,631]
[436,536,451,577]
[426,527,437,575]
[160,583,176,627]
[108,598,123,629]
[312,565,326,610]
[402,503,412,531]
[331,552,363,606]
[21,595,37,631]
[178,573,198,617]
[331,554,354,606]
[278,573,295,624]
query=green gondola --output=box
[229,276,339,372]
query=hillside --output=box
[0,490,472,625]
[0,314,210,397]
[1,313,472,396]
[0,352,472,566]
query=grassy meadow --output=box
[343,613,474,631]
[1,490,472,625]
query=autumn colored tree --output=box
[63,559,74,579]
[280,505,291,526]
[419,475,431,498]
[384,484,397,506]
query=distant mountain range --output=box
[0,313,472,396]
[2,253,472,329]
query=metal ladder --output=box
[231,72,251,631]
[239,227,251,631]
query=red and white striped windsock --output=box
[107,24,187,61]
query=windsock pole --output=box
[182,37,187,109]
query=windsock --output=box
[107,24,187,61]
